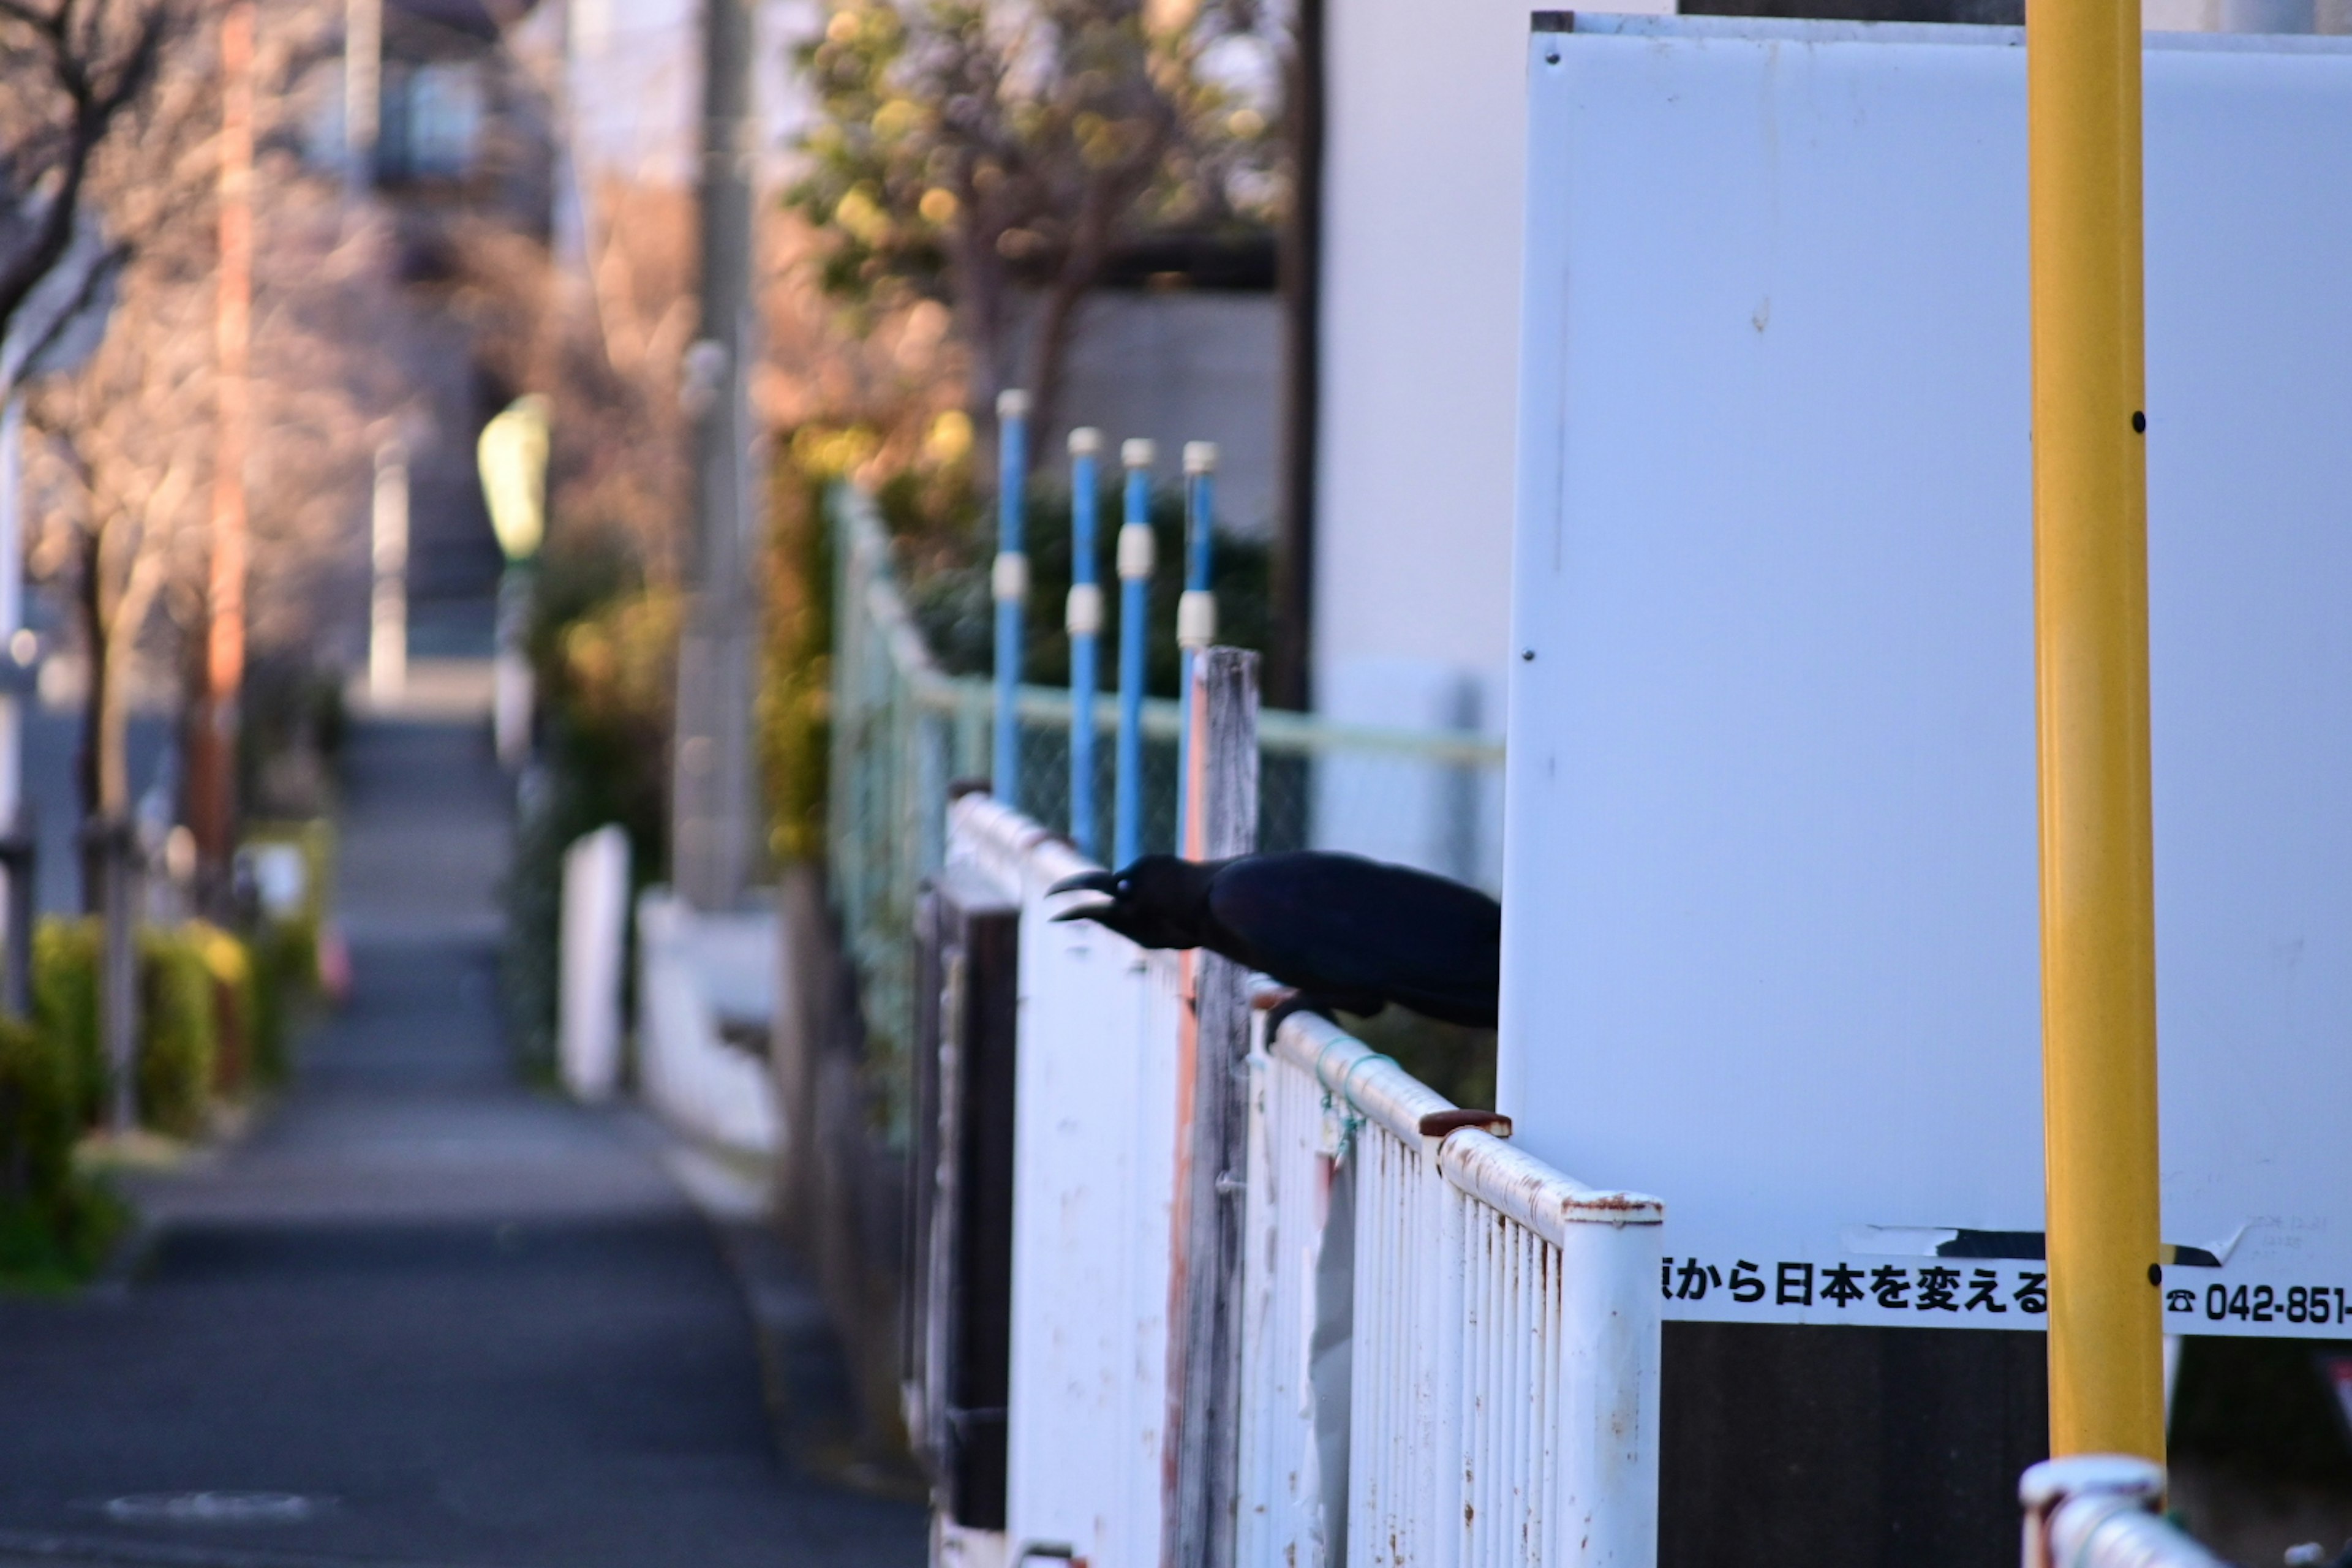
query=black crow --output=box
[1047,851,1501,1028]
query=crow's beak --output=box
[1047,869,1119,924]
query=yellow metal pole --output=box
[2028,0,2166,1461]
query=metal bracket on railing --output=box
[1411,1114,1505,1166]
[1417,1108,1513,1142]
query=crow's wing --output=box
[1204,853,1500,1023]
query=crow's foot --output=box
[1265,990,1385,1036]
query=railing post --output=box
[1552,1211,1664,1568]
[1423,1121,1468,1568]
[1114,440,1156,866]
[1172,443,1218,857]
[993,390,1031,809]
[1163,645,1259,1568]
[1068,428,1104,859]
[2020,1456,2164,1568]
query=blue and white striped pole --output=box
[1173,440,1218,856]
[1112,438,1155,867]
[992,389,1030,805]
[1065,427,1102,859]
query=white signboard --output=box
[1501,15,2352,1337]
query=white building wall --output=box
[1311,0,1674,733]
[1307,0,1665,877]
[566,0,702,190]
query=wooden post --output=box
[1163,646,1259,1568]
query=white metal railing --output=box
[2021,1457,2223,1568]
[1243,1008,1664,1568]
[949,796,1665,1568]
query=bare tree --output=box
[23,0,395,831]
[28,259,208,821]
[0,0,181,368]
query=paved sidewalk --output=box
[0,720,925,1568]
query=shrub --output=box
[500,531,672,1074]
[32,917,242,1138]
[191,924,260,1096]
[244,918,310,1086]
[761,459,834,864]
[0,1014,123,1286]
[136,927,217,1139]
[32,918,101,1126]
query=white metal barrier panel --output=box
[951,796,1664,1568]
[952,796,1186,1568]
[1241,1014,1665,1568]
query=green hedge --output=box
[0,1014,123,1286]
[136,927,217,1139]
[32,918,101,1126]
[2,910,304,1287]
[30,918,277,1137]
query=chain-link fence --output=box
[828,486,1505,1133]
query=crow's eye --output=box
[1117,879,1132,896]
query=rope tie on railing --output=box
[1308,1038,1400,1162]
[1319,1088,1365,1163]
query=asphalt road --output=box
[0,717,925,1568]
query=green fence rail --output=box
[827,485,1505,1134]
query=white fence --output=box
[946,795,1664,1568]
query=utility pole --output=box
[669,0,760,911]
[2027,0,2165,1460]
[191,0,254,911]
[0,394,30,1017]
[344,0,381,200]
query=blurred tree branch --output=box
[23,0,399,834]
[0,0,182,362]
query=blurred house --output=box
[303,0,560,662]
[1039,236,1283,539]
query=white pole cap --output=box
[1121,437,1156,469]
[1068,426,1102,456]
[992,550,1030,603]
[1065,582,1104,636]
[997,388,1031,420]
[1117,522,1156,580]
[1176,588,1217,648]
[1182,440,1218,475]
